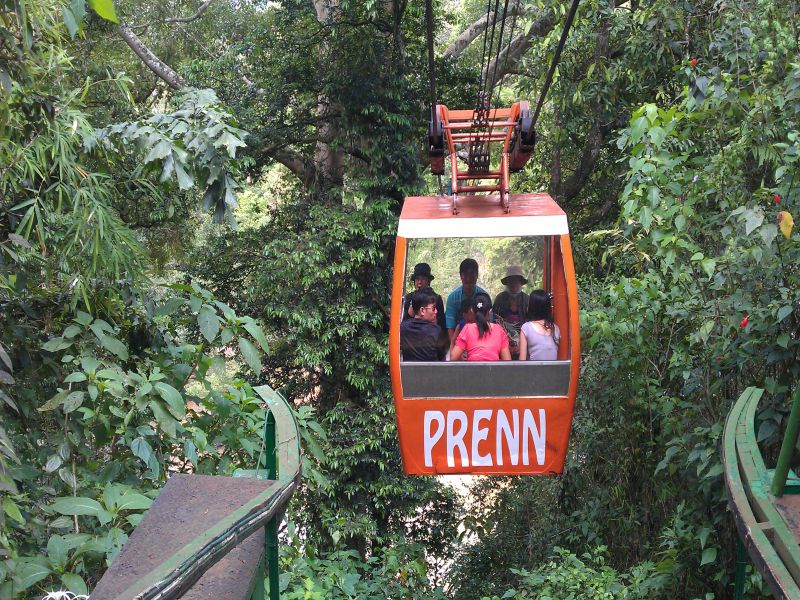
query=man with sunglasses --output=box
[400,289,447,361]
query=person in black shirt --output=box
[400,290,447,361]
[403,263,446,331]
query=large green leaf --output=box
[242,320,269,353]
[88,0,117,23]
[154,382,185,419]
[14,558,52,591]
[62,572,89,596]
[117,492,153,511]
[51,496,103,516]
[238,337,261,373]
[97,333,129,361]
[197,306,220,343]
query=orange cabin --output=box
[389,193,579,475]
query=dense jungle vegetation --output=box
[1,0,799,597]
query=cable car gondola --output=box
[389,187,580,475]
[390,0,582,475]
[390,102,579,476]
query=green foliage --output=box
[279,536,448,599]
[483,547,662,600]
[0,281,272,596]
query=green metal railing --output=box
[723,386,800,599]
[100,384,301,600]
[233,385,301,600]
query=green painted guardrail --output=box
[723,386,800,599]
[112,385,301,600]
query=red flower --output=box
[691,58,698,67]
[774,193,781,203]
[740,316,749,328]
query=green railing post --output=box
[265,410,280,600]
[771,387,800,497]
[733,538,747,600]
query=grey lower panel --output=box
[400,361,571,398]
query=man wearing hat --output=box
[404,263,446,330]
[493,265,530,360]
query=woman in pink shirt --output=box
[450,294,511,361]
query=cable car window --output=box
[398,235,571,399]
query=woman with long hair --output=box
[519,290,560,361]
[450,293,511,361]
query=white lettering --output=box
[423,411,445,467]
[471,410,493,466]
[446,411,469,467]
[496,409,520,466]
[522,408,546,466]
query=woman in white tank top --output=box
[519,290,560,361]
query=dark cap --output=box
[410,263,434,282]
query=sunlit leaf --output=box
[88,0,118,23]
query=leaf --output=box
[189,295,202,313]
[778,210,795,239]
[154,382,185,419]
[0,369,13,384]
[150,400,178,438]
[144,139,172,163]
[14,558,52,591]
[63,7,78,38]
[130,437,154,465]
[88,0,118,23]
[58,466,77,488]
[238,337,261,373]
[777,306,793,323]
[45,454,63,473]
[197,307,220,343]
[698,527,711,549]
[0,389,18,412]
[48,534,70,567]
[61,572,89,596]
[0,344,11,371]
[62,391,85,413]
[174,160,194,190]
[64,371,87,383]
[700,547,717,566]
[51,496,103,516]
[743,207,764,235]
[154,297,184,316]
[63,324,83,338]
[215,131,247,158]
[97,333,129,360]
[243,320,269,353]
[39,390,68,411]
[116,493,153,511]
[74,311,92,326]
[3,497,25,524]
[42,337,73,352]
[71,0,86,24]
[777,333,790,348]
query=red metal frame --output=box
[434,101,529,214]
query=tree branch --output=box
[485,8,556,88]
[165,0,214,24]
[272,148,314,185]
[444,11,496,60]
[118,24,186,89]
